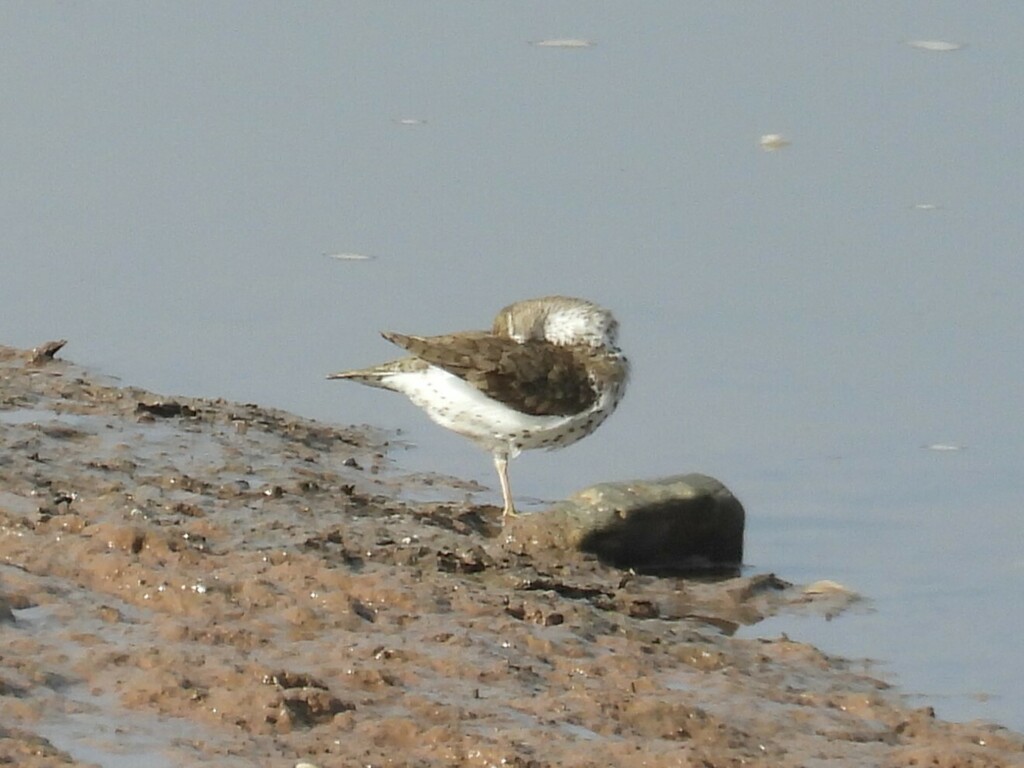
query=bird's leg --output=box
[493,452,517,518]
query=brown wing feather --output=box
[382,331,597,416]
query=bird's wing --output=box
[382,331,597,416]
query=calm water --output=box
[2,3,1021,730]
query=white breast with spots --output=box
[381,366,618,457]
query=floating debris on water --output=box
[326,252,375,262]
[394,118,427,126]
[759,133,791,151]
[906,39,965,52]
[924,443,966,452]
[912,203,943,211]
[531,38,595,48]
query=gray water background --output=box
[2,3,1021,731]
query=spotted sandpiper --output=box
[328,296,629,519]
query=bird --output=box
[327,296,629,520]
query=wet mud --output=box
[1,343,1022,767]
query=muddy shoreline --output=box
[1,342,1021,767]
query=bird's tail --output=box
[326,358,421,391]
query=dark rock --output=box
[514,474,744,575]
[135,401,199,419]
